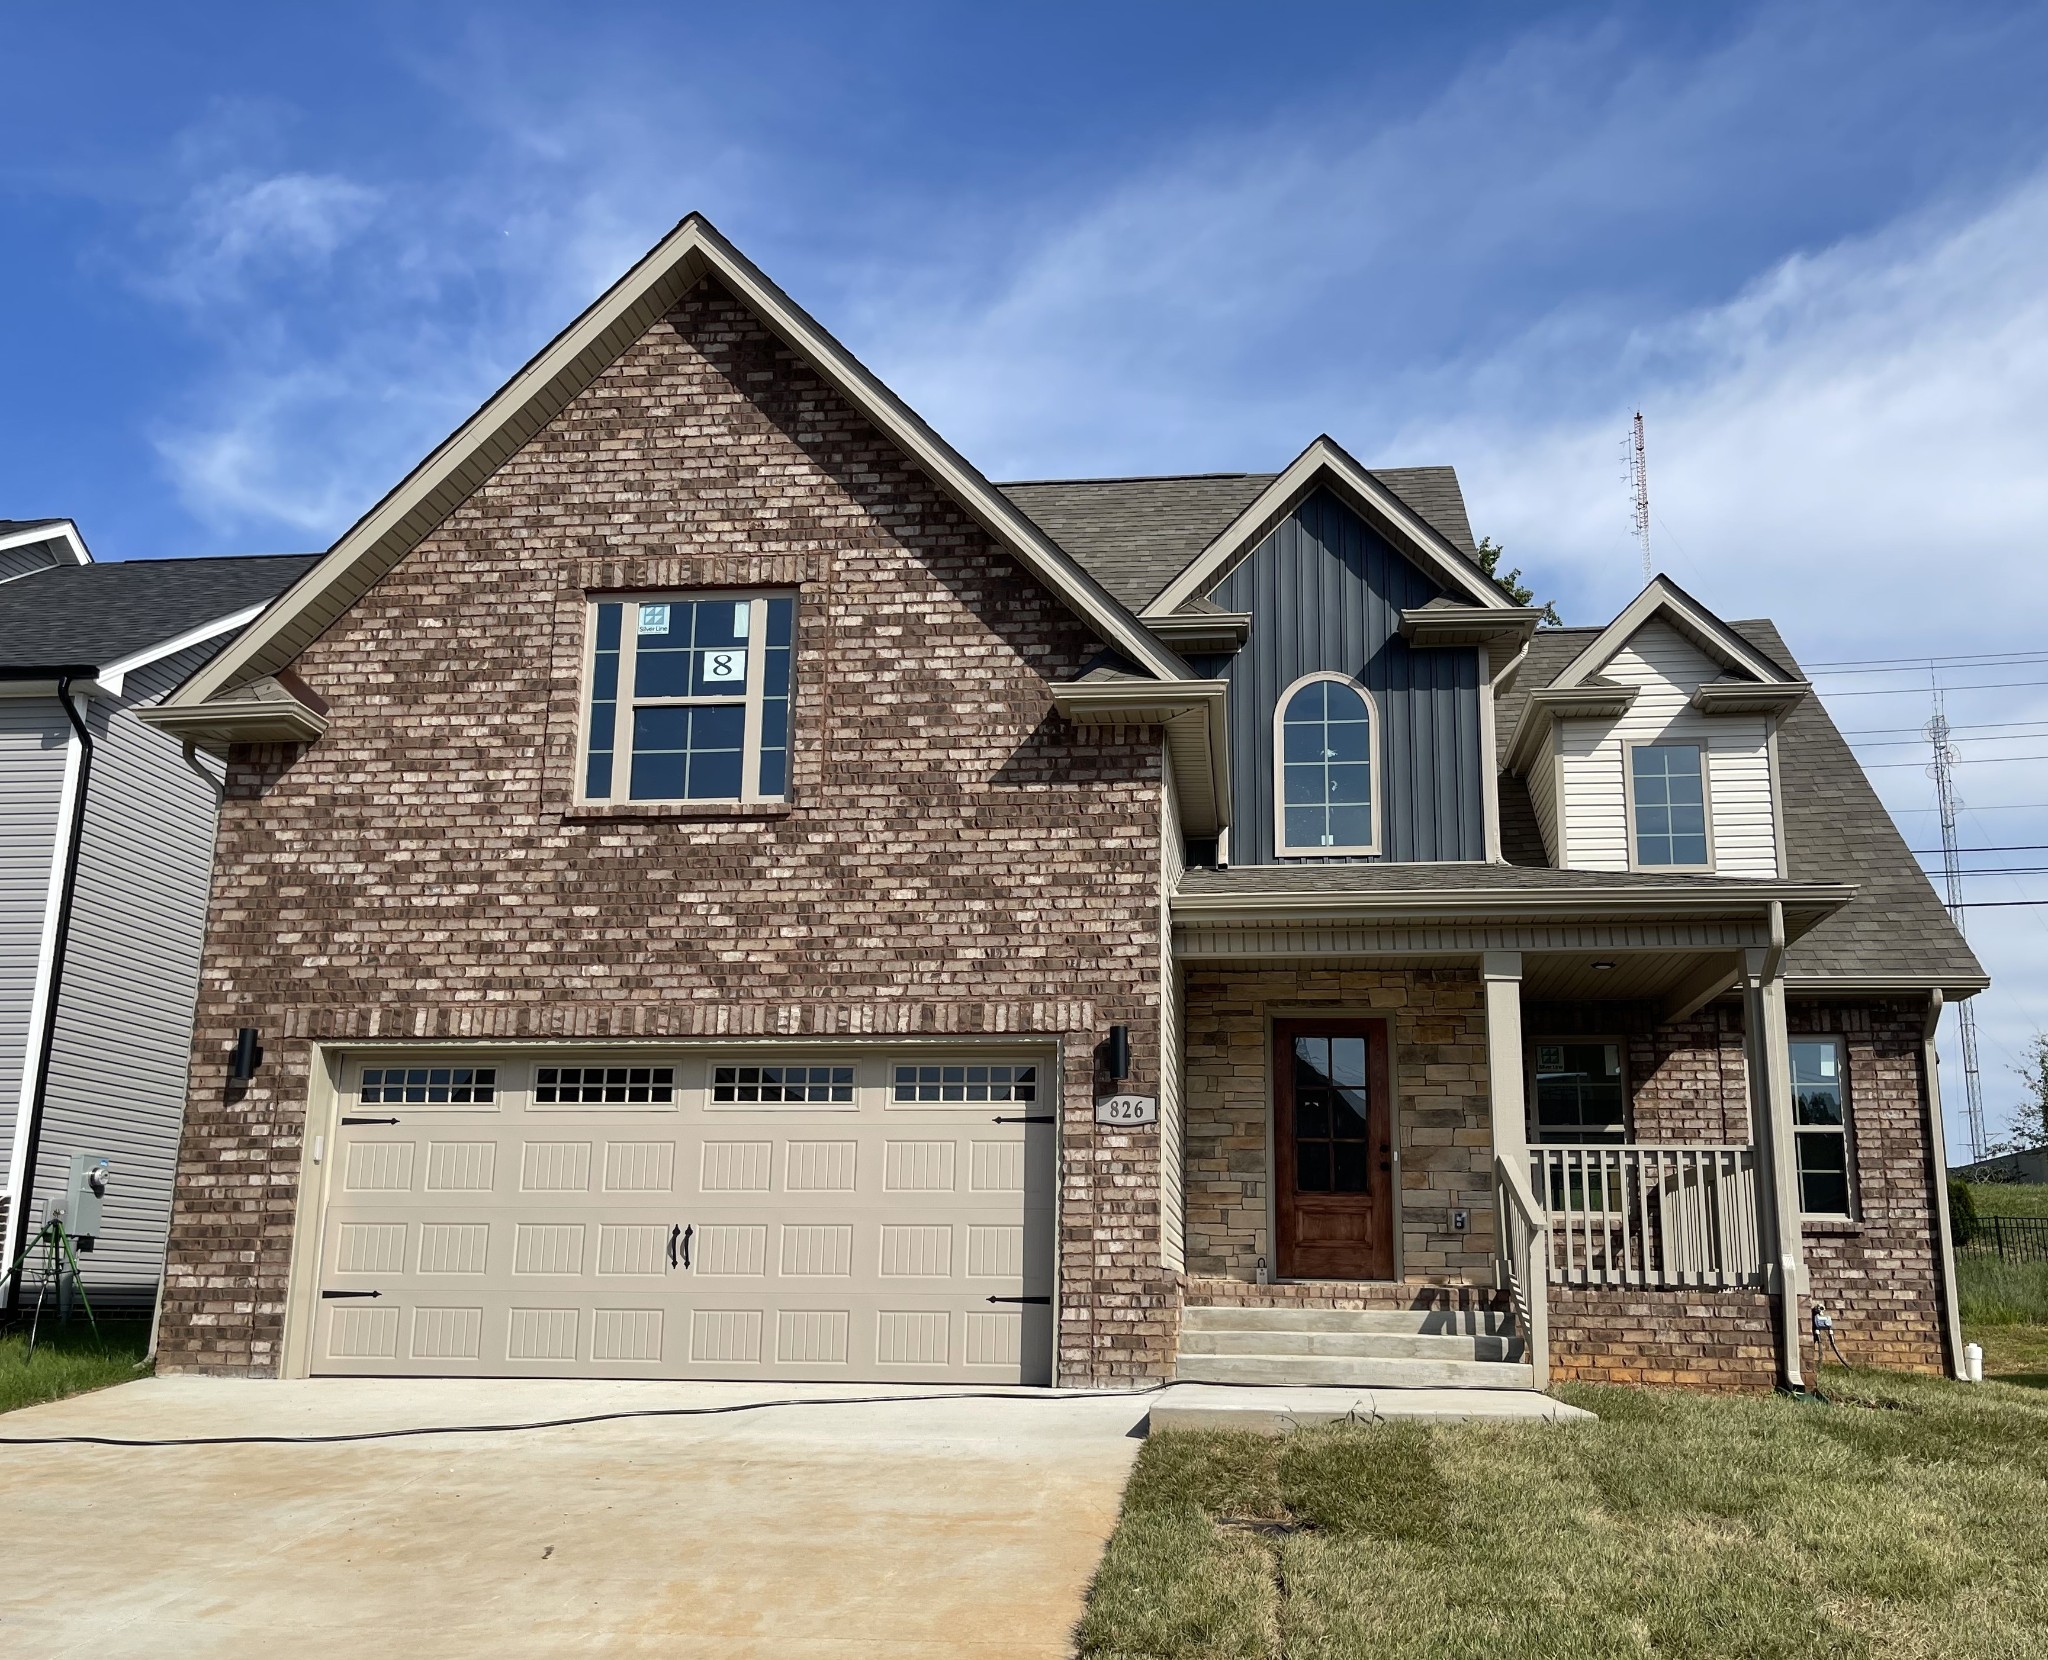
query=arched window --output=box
[1276,673,1379,856]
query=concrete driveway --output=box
[0,1376,1151,1659]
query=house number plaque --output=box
[1095,1094,1159,1127]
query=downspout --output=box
[1921,991,1967,1378]
[5,675,96,1310]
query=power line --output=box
[1864,752,2048,770]
[1890,802,2048,814]
[1908,844,2048,855]
[1850,727,2048,749]
[1844,719,2048,738]
[1807,650,2048,675]
[1822,677,2048,698]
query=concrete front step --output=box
[1181,1305,1513,1337]
[1180,1329,1522,1363]
[1149,1383,1594,1434]
[1175,1353,1536,1389]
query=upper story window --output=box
[1276,672,1378,856]
[1790,1037,1852,1215]
[1629,742,1709,868]
[580,592,794,804]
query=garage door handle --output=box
[341,1116,400,1126]
[680,1224,693,1271]
[993,1115,1056,1124]
[986,1295,1051,1305]
[668,1224,680,1269]
[321,1289,382,1299]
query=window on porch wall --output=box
[1530,1041,1628,1143]
[1790,1037,1852,1215]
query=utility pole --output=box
[1926,685,1989,1159]
[1629,411,1651,579]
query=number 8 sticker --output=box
[701,649,747,684]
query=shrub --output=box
[1950,1176,1979,1246]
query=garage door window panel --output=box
[580,592,795,805]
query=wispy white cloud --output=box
[143,170,383,310]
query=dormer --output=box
[1503,577,1809,877]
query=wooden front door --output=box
[1273,1019,1394,1280]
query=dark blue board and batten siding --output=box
[1205,489,1488,866]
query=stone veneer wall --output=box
[1182,965,1495,1285]
[158,275,1176,1386]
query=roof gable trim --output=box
[1141,437,1514,618]
[1550,576,1796,691]
[164,214,1187,713]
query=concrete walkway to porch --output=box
[1150,1382,1596,1434]
[0,1375,1152,1659]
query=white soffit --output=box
[1142,435,1514,618]
[162,213,1189,714]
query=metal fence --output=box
[1963,1214,2048,1264]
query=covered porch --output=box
[1170,868,1857,1389]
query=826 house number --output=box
[1095,1095,1159,1126]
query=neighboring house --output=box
[140,217,1981,1392]
[0,526,315,1315]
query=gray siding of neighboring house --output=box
[22,644,226,1310]
[0,541,65,584]
[1207,488,1488,866]
[0,701,67,1194]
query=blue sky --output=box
[7,1,2048,1148]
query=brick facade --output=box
[1181,965,1496,1287]
[1547,1286,1779,1391]
[157,276,1176,1385]
[1790,999,1946,1375]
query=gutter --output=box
[4,674,95,1308]
[1920,991,1968,1379]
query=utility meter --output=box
[59,1154,111,1251]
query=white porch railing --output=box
[1532,1144,1766,1289]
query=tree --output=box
[1474,537,1562,626]
[2009,1034,2048,1152]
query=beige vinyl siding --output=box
[27,646,226,1309]
[1556,622,1780,878]
[1160,745,1187,1270]
[1526,728,1562,865]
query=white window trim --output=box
[1622,737,1715,873]
[1273,670,1382,858]
[577,588,793,806]
[1791,1034,1857,1219]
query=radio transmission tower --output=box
[1926,686,1989,1159]
[1628,411,1652,578]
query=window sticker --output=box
[637,603,671,635]
[732,602,751,638]
[1537,1045,1562,1070]
[1819,1051,1837,1079]
[700,648,748,684]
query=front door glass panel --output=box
[1292,1035,1370,1192]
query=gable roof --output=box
[1549,574,1800,690]
[997,465,1477,612]
[1492,619,1984,993]
[160,214,1189,720]
[1141,437,1514,618]
[0,518,92,570]
[0,555,318,676]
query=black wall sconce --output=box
[231,1027,264,1081]
[1106,1024,1131,1084]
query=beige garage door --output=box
[307,1049,1056,1383]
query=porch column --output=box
[1743,905,1807,1389]
[1482,950,1547,1382]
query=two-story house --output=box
[140,217,1979,1392]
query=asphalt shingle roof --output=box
[996,466,1478,612]
[0,555,317,674]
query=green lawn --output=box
[0,1318,152,1415]
[1079,1370,2048,1659]
[1961,1181,2048,1219]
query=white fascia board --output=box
[1551,575,1794,691]
[95,604,267,697]
[1172,880,1856,924]
[2,725,83,1220]
[0,520,91,567]
[164,215,1188,714]
[1143,436,1513,618]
